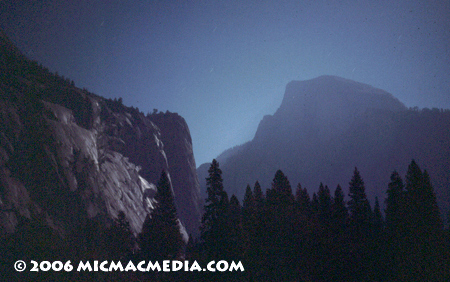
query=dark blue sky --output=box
[1,0,449,165]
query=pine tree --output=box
[372,197,383,235]
[317,183,332,225]
[314,183,334,278]
[266,170,294,209]
[242,185,255,256]
[242,184,255,228]
[385,170,404,233]
[370,197,386,281]
[418,170,442,231]
[139,171,183,260]
[402,160,446,280]
[200,159,230,260]
[422,171,449,280]
[107,211,135,260]
[247,181,265,279]
[331,185,348,230]
[347,167,371,236]
[272,170,294,203]
[185,234,200,261]
[329,185,351,280]
[347,167,372,280]
[296,184,312,219]
[264,170,296,280]
[311,192,319,214]
[293,184,312,277]
[253,181,264,212]
[385,169,409,280]
[404,160,443,232]
[228,195,243,260]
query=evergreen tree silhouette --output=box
[384,170,405,280]
[246,181,266,279]
[369,196,386,281]
[385,170,405,233]
[311,192,319,214]
[228,195,243,260]
[272,170,294,203]
[264,170,296,280]
[242,184,255,261]
[402,160,447,280]
[185,234,199,261]
[347,167,372,280]
[372,197,383,234]
[317,183,332,226]
[107,211,135,260]
[293,184,314,278]
[242,184,255,230]
[200,159,230,260]
[295,184,312,219]
[348,167,371,236]
[139,170,183,260]
[253,181,265,213]
[331,184,348,230]
[328,184,351,280]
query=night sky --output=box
[1,0,449,166]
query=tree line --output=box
[192,159,449,281]
[1,161,449,281]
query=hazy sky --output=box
[1,0,449,166]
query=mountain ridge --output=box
[198,76,449,222]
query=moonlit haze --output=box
[1,0,449,165]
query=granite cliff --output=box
[0,30,201,238]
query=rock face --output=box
[0,31,201,237]
[198,76,450,220]
[148,112,202,235]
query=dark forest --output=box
[2,159,449,281]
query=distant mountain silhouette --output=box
[198,76,450,220]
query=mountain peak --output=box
[254,75,407,147]
[197,77,450,225]
[281,75,406,115]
